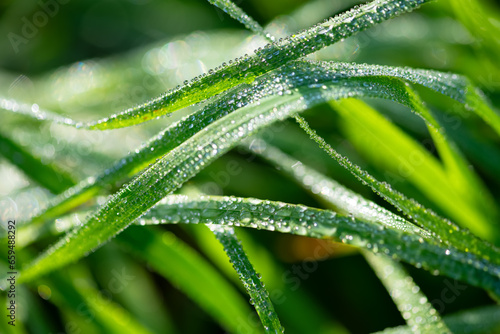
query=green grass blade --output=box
[28,82,258,224]
[210,225,283,333]
[364,252,451,333]
[186,223,350,334]
[373,306,500,334]
[81,0,433,129]
[23,64,417,224]
[0,130,76,193]
[23,60,499,231]
[137,194,500,298]
[243,138,430,238]
[13,72,433,283]
[332,98,497,240]
[293,114,500,265]
[303,60,500,137]
[116,226,259,334]
[207,0,273,42]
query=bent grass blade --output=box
[211,226,283,333]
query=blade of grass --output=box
[373,305,500,334]
[332,98,497,239]
[364,252,451,333]
[210,225,283,333]
[207,0,273,42]
[293,114,500,263]
[116,226,259,334]
[12,68,498,286]
[70,0,434,129]
[137,194,500,298]
[0,131,76,193]
[27,61,477,225]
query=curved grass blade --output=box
[364,252,451,333]
[303,60,500,137]
[373,306,500,334]
[116,226,259,334]
[137,194,500,298]
[293,114,500,266]
[210,225,283,333]
[83,0,432,129]
[332,98,497,240]
[186,223,350,334]
[242,138,430,238]
[0,131,76,193]
[207,0,273,42]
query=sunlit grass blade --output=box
[186,222,350,334]
[116,226,259,334]
[242,137,430,238]
[331,98,497,240]
[0,131,76,193]
[207,0,273,42]
[137,194,500,298]
[210,225,283,333]
[293,114,500,265]
[27,59,479,224]
[22,61,499,232]
[303,60,500,137]
[82,0,432,129]
[373,306,500,334]
[364,252,451,333]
